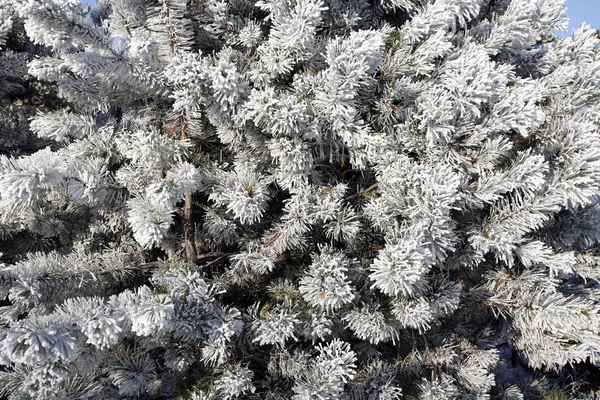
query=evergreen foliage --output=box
[1,0,600,398]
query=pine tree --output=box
[1,0,600,398]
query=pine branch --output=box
[184,191,197,263]
[346,182,379,200]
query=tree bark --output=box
[183,192,197,263]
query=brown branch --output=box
[346,182,379,200]
[183,192,197,263]
[483,300,515,310]
[135,253,225,269]
[196,252,226,261]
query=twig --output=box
[203,255,227,268]
[183,192,197,263]
[346,182,379,200]
[197,252,226,261]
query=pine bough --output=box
[1,0,600,398]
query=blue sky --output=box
[562,0,600,34]
[80,0,598,33]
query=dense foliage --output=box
[1,0,600,398]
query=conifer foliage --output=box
[1,0,600,398]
